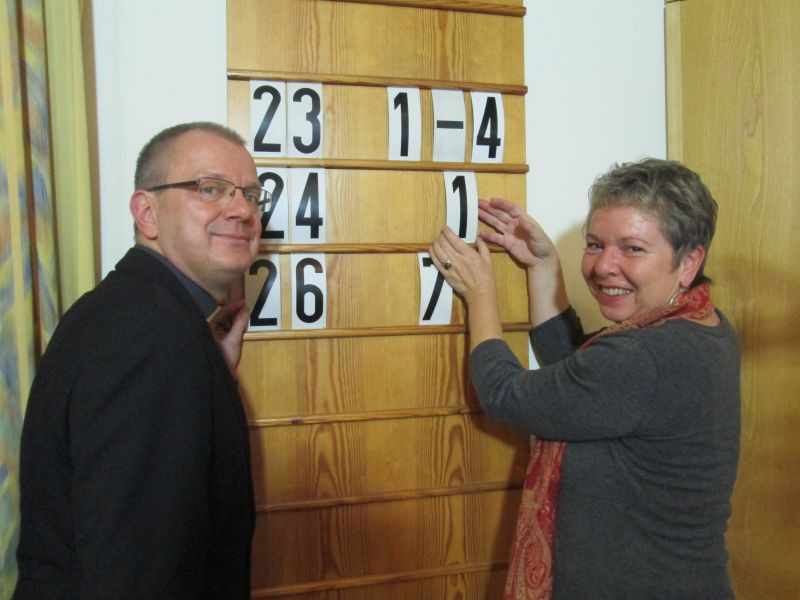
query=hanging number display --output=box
[257,167,289,242]
[287,82,323,158]
[290,168,326,243]
[443,171,478,242]
[418,252,453,325]
[246,82,507,332]
[470,92,504,163]
[246,255,282,331]
[432,89,467,162]
[387,87,422,161]
[291,253,327,329]
[250,80,286,157]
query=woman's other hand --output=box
[429,228,503,348]
[429,228,496,302]
[478,198,558,268]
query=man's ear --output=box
[678,245,706,288]
[130,190,158,240]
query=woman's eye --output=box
[585,242,602,252]
[627,246,644,253]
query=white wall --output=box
[94,0,227,275]
[524,0,666,332]
[94,1,666,319]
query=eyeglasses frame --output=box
[146,177,270,213]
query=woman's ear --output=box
[130,190,158,240]
[678,245,706,288]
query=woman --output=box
[430,159,740,599]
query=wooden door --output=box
[227,1,529,597]
[666,1,800,596]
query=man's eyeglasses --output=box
[147,177,270,214]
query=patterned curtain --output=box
[0,1,94,596]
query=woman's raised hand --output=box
[478,198,557,268]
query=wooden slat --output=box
[251,561,508,598]
[243,322,531,341]
[250,490,521,590]
[337,0,525,18]
[249,404,482,427]
[257,243,515,255]
[260,480,523,512]
[228,69,527,95]
[251,158,528,173]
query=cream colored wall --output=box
[524,0,666,335]
[92,0,227,275]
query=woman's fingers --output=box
[478,203,513,229]
[475,236,493,262]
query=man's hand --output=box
[208,299,250,374]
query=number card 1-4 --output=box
[470,92,504,163]
[387,87,422,161]
[443,171,478,242]
[432,89,467,163]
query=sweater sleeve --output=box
[529,306,588,365]
[469,329,660,442]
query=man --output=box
[14,122,265,599]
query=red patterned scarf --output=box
[503,283,714,599]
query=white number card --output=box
[387,87,422,161]
[443,171,478,242]
[250,80,286,157]
[246,255,282,331]
[291,254,327,329]
[290,168,326,243]
[418,252,453,325]
[288,82,323,158]
[432,89,467,162]
[471,92,504,163]
[257,167,289,243]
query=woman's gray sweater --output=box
[469,307,741,599]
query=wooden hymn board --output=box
[227,1,529,597]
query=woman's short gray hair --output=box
[586,158,718,286]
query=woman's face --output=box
[581,205,701,322]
